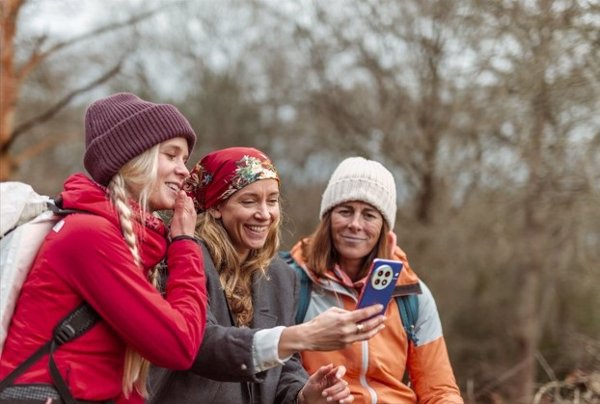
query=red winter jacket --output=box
[0,173,207,403]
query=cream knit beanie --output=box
[320,157,397,229]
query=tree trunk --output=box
[514,74,551,404]
[0,0,23,180]
[515,203,543,402]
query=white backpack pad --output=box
[1,182,50,236]
[0,182,57,354]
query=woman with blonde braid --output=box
[0,93,208,403]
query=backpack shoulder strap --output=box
[49,303,100,403]
[0,303,99,402]
[46,198,83,216]
[278,251,311,324]
[395,294,419,345]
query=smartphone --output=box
[356,258,403,316]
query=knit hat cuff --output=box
[84,103,196,185]
[319,157,397,229]
[320,182,396,229]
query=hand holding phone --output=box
[356,258,403,316]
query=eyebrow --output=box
[337,203,377,212]
[161,144,184,152]
[161,144,189,158]
[238,190,280,198]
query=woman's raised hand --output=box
[169,190,197,238]
[386,230,398,259]
[298,364,353,404]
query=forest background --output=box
[1,0,599,402]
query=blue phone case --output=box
[356,258,403,314]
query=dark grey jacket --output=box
[147,244,307,404]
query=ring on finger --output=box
[355,323,364,334]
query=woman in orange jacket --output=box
[288,157,463,404]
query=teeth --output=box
[248,226,267,233]
[166,183,179,192]
[342,236,365,241]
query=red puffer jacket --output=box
[0,173,207,403]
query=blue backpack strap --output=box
[395,293,419,345]
[278,251,311,324]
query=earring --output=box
[209,208,221,219]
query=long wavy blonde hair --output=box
[106,144,160,398]
[195,210,280,327]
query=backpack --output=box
[278,251,420,345]
[0,182,99,404]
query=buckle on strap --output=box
[52,303,100,346]
[54,324,77,345]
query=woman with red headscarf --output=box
[148,147,386,404]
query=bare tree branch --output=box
[13,130,78,166]
[15,1,186,82]
[7,61,123,151]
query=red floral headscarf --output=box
[183,147,279,213]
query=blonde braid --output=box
[108,175,142,268]
[106,146,160,398]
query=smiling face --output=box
[211,179,280,261]
[148,137,190,211]
[330,201,384,274]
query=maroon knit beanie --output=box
[83,92,197,186]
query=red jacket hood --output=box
[59,173,166,237]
